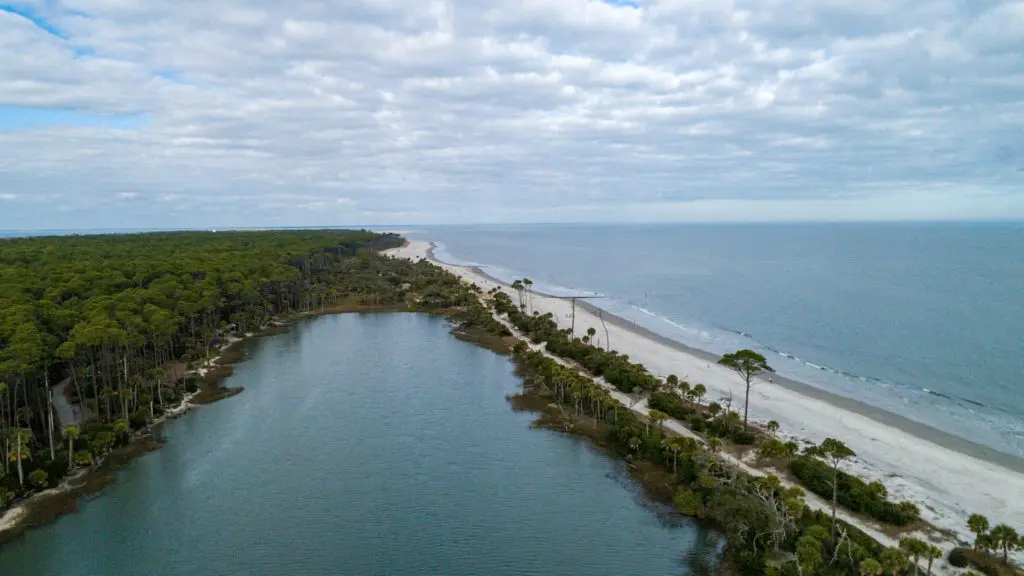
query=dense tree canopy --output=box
[0,230,433,505]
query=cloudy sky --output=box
[1,0,1023,229]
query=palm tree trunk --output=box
[47,385,56,461]
[16,440,24,487]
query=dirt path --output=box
[52,376,81,428]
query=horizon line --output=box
[4,219,1024,234]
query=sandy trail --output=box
[388,239,1024,573]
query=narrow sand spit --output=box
[387,239,1024,573]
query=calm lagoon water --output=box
[0,313,717,576]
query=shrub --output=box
[73,450,93,467]
[674,489,704,517]
[688,415,706,433]
[731,429,757,445]
[947,547,1016,576]
[28,468,49,489]
[759,438,791,459]
[789,456,920,526]
[948,547,969,568]
[648,391,693,421]
[702,414,759,446]
[129,409,150,430]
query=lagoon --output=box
[0,313,717,576]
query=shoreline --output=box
[0,299,459,546]
[571,297,1024,474]
[407,239,1024,550]
[436,245,1024,474]
[0,332,254,544]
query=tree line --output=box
[480,278,1024,575]
[1,230,437,507]
[3,236,1019,575]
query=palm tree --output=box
[767,420,780,437]
[899,537,927,575]
[924,545,941,575]
[648,409,668,435]
[692,383,706,406]
[511,280,524,309]
[977,533,994,555]
[662,438,682,474]
[7,428,32,488]
[113,418,131,444]
[859,558,883,576]
[63,424,80,469]
[523,278,533,313]
[990,524,1020,564]
[677,380,691,398]
[880,548,908,575]
[586,327,596,346]
[967,514,989,551]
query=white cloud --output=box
[0,0,1022,228]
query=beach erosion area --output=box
[387,239,1024,552]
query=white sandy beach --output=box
[388,239,1024,568]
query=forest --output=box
[0,230,479,508]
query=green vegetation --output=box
[950,514,1024,574]
[789,455,920,527]
[510,334,901,575]
[490,279,928,531]
[4,236,1020,576]
[0,230,501,518]
[481,278,965,574]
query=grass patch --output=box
[215,342,247,365]
[451,326,515,355]
[193,365,244,405]
[255,325,291,337]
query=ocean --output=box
[407,223,1024,458]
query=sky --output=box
[1,0,1023,229]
